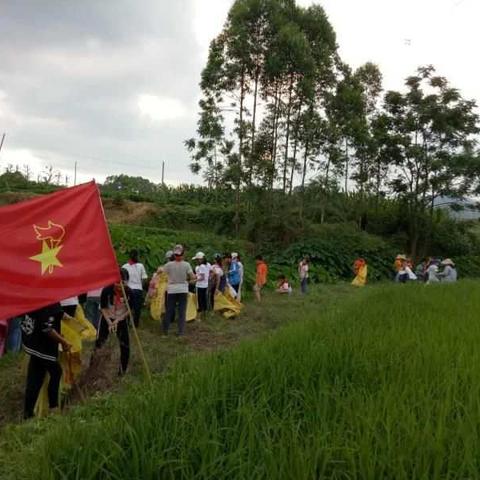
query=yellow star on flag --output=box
[30,241,63,275]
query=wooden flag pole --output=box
[120,282,152,385]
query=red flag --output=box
[0,181,120,319]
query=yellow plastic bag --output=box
[186,293,197,322]
[213,291,243,318]
[151,279,197,322]
[34,305,95,416]
[150,278,167,321]
[352,265,368,287]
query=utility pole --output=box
[0,133,5,169]
[74,161,77,186]
[161,161,165,185]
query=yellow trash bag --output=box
[70,304,97,341]
[213,290,243,318]
[150,275,168,321]
[186,293,197,322]
[151,278,197,322]
[34,305,95,416]
[352,264,368,287]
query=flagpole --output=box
[119,282,152,385]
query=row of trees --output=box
[0,164,69,186]
[187,0,480,255]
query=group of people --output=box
[3,245,461,420]
[1,246,273,419]
[393,255,458,284]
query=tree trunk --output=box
[321,156,331,224]
[282,73,295,194]
[288,104,303,195]
[249,67,260,187]
[299,139,310,226]
[344,137,349,193]
[300,140,310,191]
[270,83,280,190]
[375,157,381,211]
[235,67,246,235]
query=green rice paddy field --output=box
[2,281,480,479]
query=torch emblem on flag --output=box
[30,220,66,275]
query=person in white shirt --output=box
[122,249,148,327]
[276,275,292,294]
[209,254,225,310]
[426,260,440,284]
[193,252,211,321]
[397,259,417,283]
[438,258,458,283]
[298,256,310,294]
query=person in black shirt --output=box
[94,268,132,375]
[21,303,72,419]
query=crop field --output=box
[1,281,480,479]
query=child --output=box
[254,255,268,302]
[276,275,292,294]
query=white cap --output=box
[192,251,205,260]
[174,244,184,256]
[231,252,239,259]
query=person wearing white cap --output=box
[162,245,195,336]
[192,252,211,320]
[226,252,242,297]
[438,259,457,283]
[231,253,244,301]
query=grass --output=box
[0,284,353,429]
[2,281,479,479]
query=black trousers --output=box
[96,317,130,373]
[24,355,62,419]
[196,287,208,312]
[130,289,143,327]
[164,293,188,335]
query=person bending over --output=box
[95,268,132,375]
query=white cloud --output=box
[192,0,231,57]
[137,94,187,122]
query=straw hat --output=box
[192,251,206,260]
[441,258,455,266]
[396,254,407,260]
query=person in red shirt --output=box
[254,255,268,302]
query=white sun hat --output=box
[441,258,455,266]
[192,251,206,260]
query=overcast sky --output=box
[0,0,478,185]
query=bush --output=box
[267,224,397,283]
